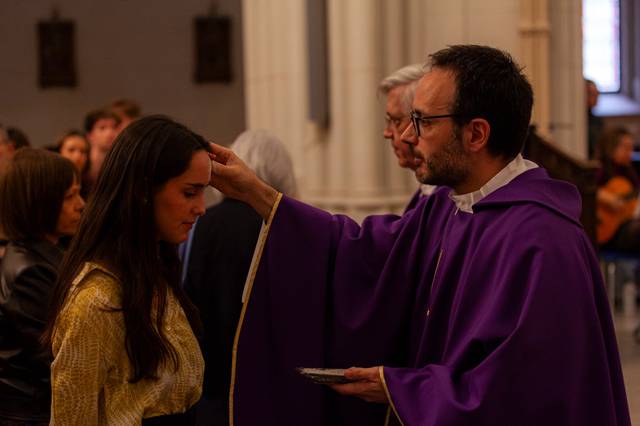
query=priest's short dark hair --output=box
[428,45,534,160]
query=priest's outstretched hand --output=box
[208,142,279,220]
[329,366,388,403]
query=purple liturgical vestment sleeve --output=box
[230,167,630,426]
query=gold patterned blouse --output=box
[50,262,204,425]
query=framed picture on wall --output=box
[37,20,76,88]
[194,16,232,83]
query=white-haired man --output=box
[379,64,436,209]
[379,64,423,170]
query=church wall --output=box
[0,0,245,147]
[326,0,534,219]
[241,0,589,221]
[417,0,521,57]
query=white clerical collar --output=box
[449,154,538,214]
[420,184,438,197]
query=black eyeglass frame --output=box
[409,110,468,137]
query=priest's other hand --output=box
[329,366,388,404]
[209,142,279,220]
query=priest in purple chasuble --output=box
[209,45,631,426]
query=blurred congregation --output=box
[0,103,300,425]
[1,1,640,425]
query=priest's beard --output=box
[416,127,470,188]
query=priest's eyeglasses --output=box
[410,110,464,137]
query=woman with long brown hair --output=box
[43,116,211,425]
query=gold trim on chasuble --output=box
[228,192,283,426]
[380,366,404,426]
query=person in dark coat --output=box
[0,148,84,425]
[183,130,297,426]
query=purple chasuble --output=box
[230,167,630,426]
[403,188,423,214]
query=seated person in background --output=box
[0,148,84,425]
[52,130,91,199]
[83,109,120,195]
[596,127,640,251]
[111,98,142,134]
[183,129,297,426]
[43,116,210,426]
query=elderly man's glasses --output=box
[385,113,410,131]
[410,110,463,137]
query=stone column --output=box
[304,0,418,218]
[519,0,551,137]
[549,0,587,158]
[385,0,424,199]
[242,0,310,189]
[405,0,429,63]
[242,0,429,220]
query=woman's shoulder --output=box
[65,262,122,313]
[52,264,125,359]
[53,263,124,350]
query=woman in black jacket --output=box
[0,148,84,425]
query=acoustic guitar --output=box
[597,176,639,244]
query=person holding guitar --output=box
[596,126,640,345]
[596,127,640,250]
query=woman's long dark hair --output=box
[43,115,209,382]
